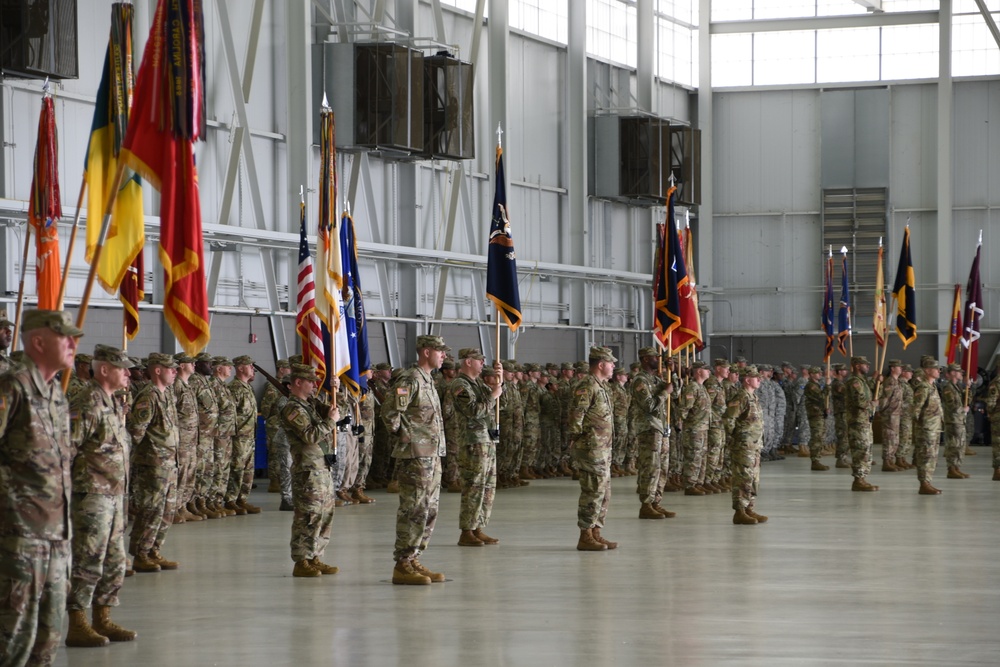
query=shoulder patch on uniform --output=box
[397,387,409,395]
[575,389,587,395]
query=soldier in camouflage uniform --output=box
[940,362,971,478]
[382,335,450,585]
[520,363,544,480]
[803,367,830,471]
[127,353,181,571]
[755,364,775,460]
[539,374,562,477]
[451,348,504,546]
[0,313,12,373]
[703,359,730,491]
[631,347,675,520]
[678,360,712,494]
[725,365,768,525]
[830,363,851,468]
[609,368,629,476]
[497,360,525,488]
[844,356,878,492]
[188,354,221,518]
[897,364,915,470]
[913,356,944,494]
[170,353,202,524]
[65,345,137,648]
[763,365,787,463]
[280,364,340,577]
[568,347,619,551]
[66,353,92,402]
[332,385,357,506]
[0,310,81,666]
[210,357,237,516]
[260,360,292,510]
[556,362,577,475]
[983,366,1000,481]
[350,376,377,504]
[226,356,261,514]
[877,359,904,472]
[436,359,459,492]
[780,363,799,451]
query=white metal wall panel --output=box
[889,84,937,211]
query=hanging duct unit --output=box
[0,0,78,80]
[422,52,474,160]
[314,41,424,155]
[591,114,700,206]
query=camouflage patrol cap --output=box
[629,362,641,371]
[561,362,574,370]
[21,309,84,337]
[502,360,517,372]
[287,363,321,383]
[0,309,11,328]
[902,364,914,372]
[809,366,822,374]
[276,359,291,370]
[887,359,902,367]
[614,367,627,375]
[128,356,144,369]
[481,367,498,378]
[374,362,392,371]
[690,360,708,370]
[146,352,178,369]
[232,355,254,367]
[758,364,772,372]
[638,346,659,358]
[574,362,589,373]
[524,363,541,372]
[735,356,747,364]
[441,359,457,371]
[416,335,450,351]
[545,363,559,371]
[780,361,793,369]
[288,354,303,365]
[173,352,195,364]
[195,352,214,363]
[713,358,730,368]
[213,356,233,367]
[459,348,485,361]
[946,362,964,373]
[741,365,761,378]
[832,363,845,371]
[850,356,870,366]
[93,345,133,369]
[589,346,617,363]
[75,353,93,365]
[920,356,939,369]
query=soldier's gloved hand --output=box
[336,414,353,428]
[352,423,365,436]
[323,453,337,467]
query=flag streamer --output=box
[28,95,62,310]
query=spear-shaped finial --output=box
[840,246,848,255]
[496,122,503,149]
[685,209,690,227]
[879,236,882,248]
[299,185,304,205]
[978,229,983,245]
[828,245,832,258]
[321,92,331,112]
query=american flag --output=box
[296,203,326,381]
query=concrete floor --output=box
[55,448,1000,667]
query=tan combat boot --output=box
[993,467,1000,481]
[293,560,321,578]
[171,512,185,525]
[199,498,221,519]
[797,446,810,458]
[473,528,499,545]
[652,503,676,518]
[591,527,618,549]
[411,558,445,582]
[352,488,376,504]
[881,460,899,472]
[148,550,179,570]
[65,609,110,647]
[577,528,608,551]
[132,552,161,573]
[851,477,878,492]
[745,508,768,523]
[183,503,204,521]
[732,507,758,525]
[392,559,431,585]
[639,502,665,520]
[458,530,484,547]
[835,459,851,469]
[267,479,281,493]
[918,480,942,495]
[811,461,830,471]
[225,500,248,515]
[238,499,262,514]
[309,558,339,575]
[92,605,137,642]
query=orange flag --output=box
[28,96,62,309]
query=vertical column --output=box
[565,0,589,356]
[637,0,654,113]
[395,0,420,363]
[937,0,953,356]
[698,0,714,355]
[284,0,313,359]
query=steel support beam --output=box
[698,0,715,358]
[212,0,287,357]
[972,0,1000,50]
[565,0,589,358]
[937,0,954,357]
[711,10,937,34]
[429,0,447,44]
[636,0,654,113]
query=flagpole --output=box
[11,225,33,351]
[56,177,89,309]
[63,162,128,392]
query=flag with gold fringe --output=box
[28,95,62,310]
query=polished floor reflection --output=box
[56,448,1000,666]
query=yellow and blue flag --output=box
[891,226,916,349]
